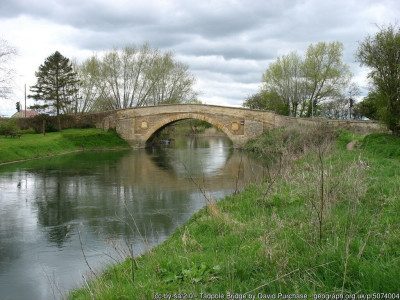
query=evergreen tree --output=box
[29,51,79,130]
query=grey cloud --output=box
[175,39,276,60]
[2,0,400,110]
[0,0,157,31]
[1,0,293,49]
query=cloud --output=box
[1,0,400,116]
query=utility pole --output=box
[311,99,314,118]
[349,98,353,120]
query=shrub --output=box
[0,118,18,134]
[362,133,400,159]
[18,128,36,134]
[244,124,338,160]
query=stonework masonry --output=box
[95,104,385,148]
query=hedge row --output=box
[14,111,115,133]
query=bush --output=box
[0,118,18,134]
[17,113,98,133]
[244,124,338,160]
[362,133,400,159]
[18,128,36,134]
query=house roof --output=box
[11,110,39,118]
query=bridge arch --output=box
[142,113,235,143]
[97,104,383,148]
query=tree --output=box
[353,91,380,120]
[302,41,351,117]
[243,92,267,110]
[61,44,198,113]
[258,41,352,117]
[318,98,350,119]
[262,51,306,116]
[148,56,196,105]
[67,56,104,114]
[356,24,400,135]
[318,82,361,119]
[243,90,289,115]
[90,43,197,110]
[0,38,17,99]
[29,51,79,130]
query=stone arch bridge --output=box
[95,104,383,148]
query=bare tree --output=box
[67,56,105,114]
[318,98,351,119]
[89,43,197,110]
[0,38,17,99]
[149,55,197,105]
[318,83,360,119]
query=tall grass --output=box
[68,127,400,299]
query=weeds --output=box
[68,127,400,298]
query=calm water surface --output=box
[0,136,265,299]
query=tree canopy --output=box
[356,24,400,135]
[245,41,352,118]
[68,44,198,113]
[29,51,79,118]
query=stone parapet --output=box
[92,104,385,148]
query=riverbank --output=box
[0,128,130,164]
[68,125,400,298]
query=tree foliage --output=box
[262,51,306,116]
[353,91,380,120]
[254,41,352,117]
[318,83,360,119]
[29,51,79,120]
[303,42,352,116]
[0,38,17,99]
[67,56,104,114]
[243,90,289,115]
[69,44,197,113]
[356,24,400,134]
[318,98,351,119]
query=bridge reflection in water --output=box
[0,136,267,300]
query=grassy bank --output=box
[68,126,400,298]
[0,128,130,164]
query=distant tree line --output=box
[243,41,355,118]
[70,44,198,113]
[28,43,198,120]
[244,24,400,135]
[3,24,400,135]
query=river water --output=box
[0,136,265,299]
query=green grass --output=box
[0,128,130,164]
[67,128,400,298]
[362,133,400,159]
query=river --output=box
[0,136,265,299]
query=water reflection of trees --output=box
[0,137,267,251]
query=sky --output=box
[1,0,399,117]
